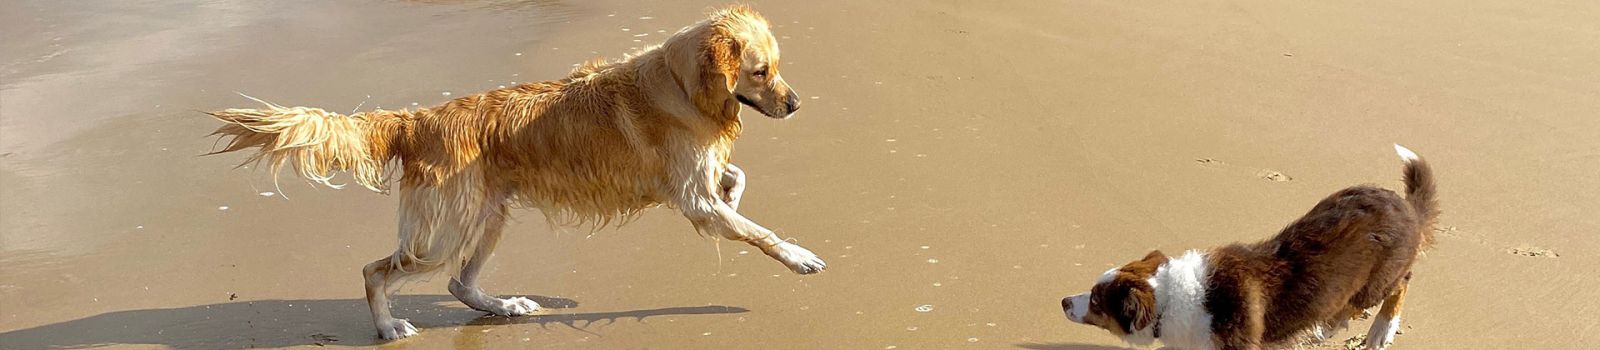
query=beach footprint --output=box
[1506,246,1559,258]
[1194,158,1293,182]
[1434,226,1560,258]
[1256,169,1293,182]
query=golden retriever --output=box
[205,5,822,340]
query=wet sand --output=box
[3,0,1598,349]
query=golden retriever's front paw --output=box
[765,242,826,274]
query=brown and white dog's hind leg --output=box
[1365,281,1409,350]
[447,203,540,317]
[720,164,746,209]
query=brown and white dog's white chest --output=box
[1151,251,1216,350]
[1063,250,1217,350]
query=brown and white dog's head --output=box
[1062,250,1168,344]
[665,5,801,120]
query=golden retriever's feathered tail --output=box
[1394,144,1438,248]
[207,95,409,192]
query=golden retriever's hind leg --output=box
[1365,280,1409,350]
[720,164,746,210]
[366,178,491,340]
[363,252,441,340]
[447,204,539,316]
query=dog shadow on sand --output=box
[0,295,747,349]
[1016,342,1175,350]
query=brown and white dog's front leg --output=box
[1213,282,1266,350]
[680,198,826,274]
[1365,281,1409,350]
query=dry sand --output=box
[3,0,1598,349]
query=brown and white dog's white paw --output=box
[1364,316,1400,349]
[765,242,826,274]
[376,318,418,340]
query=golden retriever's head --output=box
[666,5,800,120]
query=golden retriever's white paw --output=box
[1364,316,1399,350]
[377,318,418,340]
[449,280,540,317]
[495,296,541,316]
[765,242,827,274]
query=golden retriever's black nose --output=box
[1062,297,1072,310]
[785,94,801,113]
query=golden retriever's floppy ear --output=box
[663,6,757,117]
[702,5,761,93]
[703,24,743,94]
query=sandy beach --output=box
[3,0,1597,349]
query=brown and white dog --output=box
[205,6,823,340]
[1061,145,1438,350]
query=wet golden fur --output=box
[207,6,820,340]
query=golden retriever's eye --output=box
[752,65,769,79]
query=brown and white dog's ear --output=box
[1100,250,1165,334]
[1141,250,1167,263]
[1119,286,1157,333]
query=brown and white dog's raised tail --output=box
[1395,144,1439,247]
[207,94,409,192]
